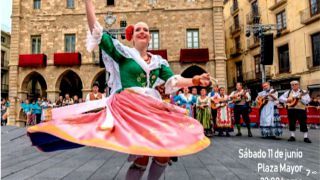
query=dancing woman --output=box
[27,1,211,179]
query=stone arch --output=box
[55,69,83,98]
[181,65,209,94]
[91,69,107,93]
[181,65,207,78]
[20,71,48,101]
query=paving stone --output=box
[1,126,319,180]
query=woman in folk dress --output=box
[175,87,197,117]
[215,87,233,137]
[27,1,212,180]
[196,88,212,137]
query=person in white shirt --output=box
[279,81,311,143]
[86,81,105,101]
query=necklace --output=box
[144,55,151,64]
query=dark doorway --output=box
[94,71,107,93]
[59,71,83,98]
[22,72,47,102]
[181,65,208,93]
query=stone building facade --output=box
[224,0,320,98]
[1,30,10,98]
[8,0,227,126]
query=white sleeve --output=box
[206,98,211,106]
[273,91,279,100]
[229,91,235,98]
[164,75,183,94]
[246,92,251,102]
[301,93,311,105]
[196,97,200,107]
[86,94,90,102]
[279,91,289,103]
[86,22,103,52]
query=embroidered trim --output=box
[164,75,182,94]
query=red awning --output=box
[179,48,209,63]
[54,52,81,66]
[19,54,47,67]
[148,49,168,60]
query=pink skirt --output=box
[27,90,210,157]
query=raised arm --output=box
[85,0,97,33]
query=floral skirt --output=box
[214,106,234,132]
[260,107,283,137]
[27,90,210,157]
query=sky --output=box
[0,0,12,33]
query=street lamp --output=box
[103,12,127,39]
[246,24,278,83]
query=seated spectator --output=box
[73,95,79,104]
[79,98,84,103]
[40,98,48,108]
[47,100,54,108]
[63,94,74,106]
[55,96,64,107]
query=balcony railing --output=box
[1,84,9,92]
[246,10,261,24]
[180,48,209,63]
[19,54,47,67]
[148,49,168,60]
[53,52,81,66]
[230,46,242,57]
[230,2,239,15]
[229,24,242,35]
[300,1,320,24]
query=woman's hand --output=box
[192,73,211,87]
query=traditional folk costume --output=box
[196,96,211,136]
[279,88,311,143]
[174,93,197,117]
[62,98,74,106]
[256,89,282,138]
[27,21,209,166]
[229,89,252,137]
[214,94,233,136]
[193,93,199,119]
[86,92,104,101]
[40,101,52,122]
[209,91,219,132]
